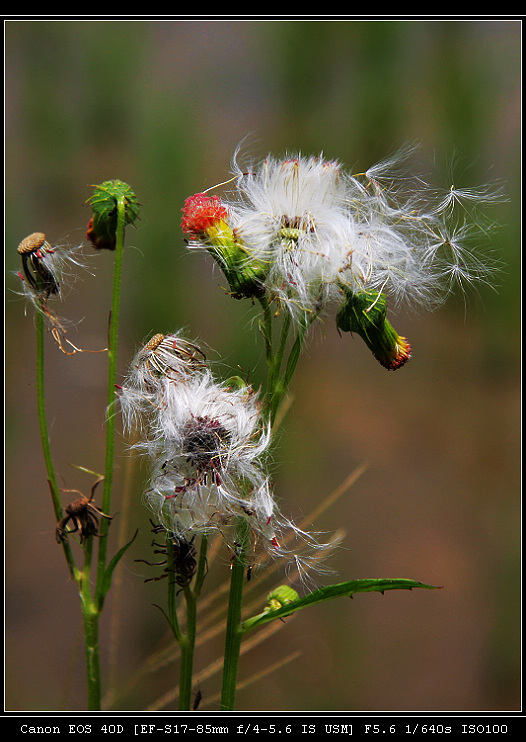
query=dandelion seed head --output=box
[120,336,288,551]
[145,369,271,474]
[229,153,356,318]
[117,331,208,434]
[134,332,207,387]
[184,145,504,325]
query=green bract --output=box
[86,179,140,250]
[336,286,412,370]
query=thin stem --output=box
[259,304,316,428]
[220,518,249,711]
[257,298,294,427]
[257,296,273,367]
[271,311,320,426]
[35,310,75,576]
[83,193,125,709]
[194,535,209,597]
[217,303,314,711]
[168,536,208,710]
[96,194,126,598]
[34,295,102,710]
[162,540,188,709]
[281,313,312,393]
[178,584,198,711]
[165,545,183,644]
[83,607,101,711]
[79,538,101,711]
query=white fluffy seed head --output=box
[131,332,207,390]
[145,470,278,549]
[209,145,504,321]
[118,332,209,435]
[228,155,356,319]
[142,370,271,474]
[119,336,282,550]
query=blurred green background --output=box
[5,19,520,713]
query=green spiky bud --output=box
[86,179,140,251]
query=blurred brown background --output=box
[5,19,520,713]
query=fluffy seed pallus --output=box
[139,370,274,540]
[117,331,208,434]
[120,331,338,569]
[184,145,503,324]
[16,232,87,306]
[119,335,285,551]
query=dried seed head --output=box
[55,477,111,544]
[14,232,104,355]
[17,232,48,255]
[181,415,231,476]
[16,231,60,298]
[144,333,165,351]
[117,332,210,435]
[136,333,207,382]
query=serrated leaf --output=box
[240,578,439,633]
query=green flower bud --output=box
[336,287,411,370]
[181,192,267,299]
[264,585,299,614]
[86,179,140,250]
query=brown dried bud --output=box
[17,232,48,255]
[144,333,165,351]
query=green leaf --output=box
[98,529,139,607]
[151,603,181,642]
[240,578,439,633]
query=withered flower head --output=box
[55,477,112,544]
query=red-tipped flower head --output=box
[181,193,229,237]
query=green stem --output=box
[268,311,292,420]
[96,194,126,597]
[257,298,293,427]
[79,538,101,711]
[35,302,101,708]
[81,193,126,709]
[83,607,101,711]
[167,537,208,710]
[166,551,183,645]
[220,519,249,711]
[258,296,273,364]
[217,303,314,710]
[258,302,315,428]
[178,585,198,711]
[280,313,313,395]
[194,535,209,597]
[35,310,75,576]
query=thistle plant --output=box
[15,143,503,712]
[15,181,140,711]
